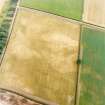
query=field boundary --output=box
[0,0,20,67]
[20,6,105,32]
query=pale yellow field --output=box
[83,0,105,27]
[0,8,80,105]
[0,0,6,13]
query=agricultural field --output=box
[20,0,84,20]
[20,0,105,28]
[83,0,105,27]
[0,8,80,105]
[0,0,105,105]
[0,0,6,13]
[79,27,105,105]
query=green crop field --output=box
[20,0,84,20]
[80,27,105,105]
